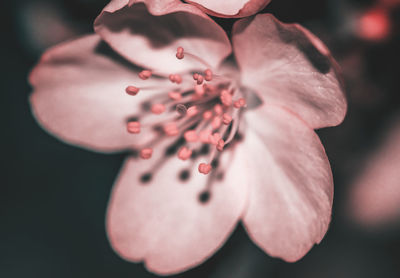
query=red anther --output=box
[202,110,213,120]
[178,146,192,160]
[199,129,212,143]
[127,121,140,134]
[217,139,225,151]
[184,130,198,142]
[222,113,232,125]
[196,75,204,85]
[140,148,153,159]
[194,84,205,96]
[220,89,232,106]
[163,122,179,136]
[187,106,198,117]
[176,46,184,59]
[209,132,221,145]
[125,86,140,96]
[174,74,182,84]
[168,91,182,100]
[212,116,222,130]
[193,73,199,80]
[169,74,182,84]
[234,98,246,108]
[198,163,212,175]
[138,70,152,80]
[151,103,166,114]
[204,69,213,81]
[214,104,223,115]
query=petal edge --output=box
[233,14,347,129]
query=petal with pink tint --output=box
[30,34,169,152]
[185,0,271,18]
[233,14,347,129]
[94,0,231,73]
[240,105,333,262]
[106,139,247,275]
[348,117,400,228]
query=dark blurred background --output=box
[1,0,400,277]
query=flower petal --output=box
[106,139,247,275]
[233,14,347,129]
[348,117,400,227]
[185,0,271,18]
[30,34,169,152]
[94,0,232,73]
[240,104,333,262]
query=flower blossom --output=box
[29,0,347,275]
[184,0,271,18]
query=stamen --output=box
[138,70,152,80]
[212,116,222,129]
[194,85,205,96]
[220,89,232,106]
[199,129,212,143]
[198,163,212,175]
[202,110,213,120]
[214,104,223,115]
[127,121,140,134]
[196,75,204,85]
[176,47,184,59]
[234,98,246,108]
[187,106,198,117]
[224,115,240,144]
[151,103,166,114]
[124,47,247,178]
[204,69,213,81]
[168,91,182,101]
[178,146,192,160]
[209,132,221,145]
[125,86,140,96]
[217,139,225,151]
[140,148,153,159]
[164,122,179,136]
[169,74,182,84]
[175,75,182,84]
[222,113,232,125]
[184,130,198,142]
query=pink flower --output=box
[348,117,400,229]
[185,0,271,18]
[29,0,347,275]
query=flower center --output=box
[125,47,247,176]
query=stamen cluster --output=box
[125,47,247,175]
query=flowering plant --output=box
[29,0,346,275]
